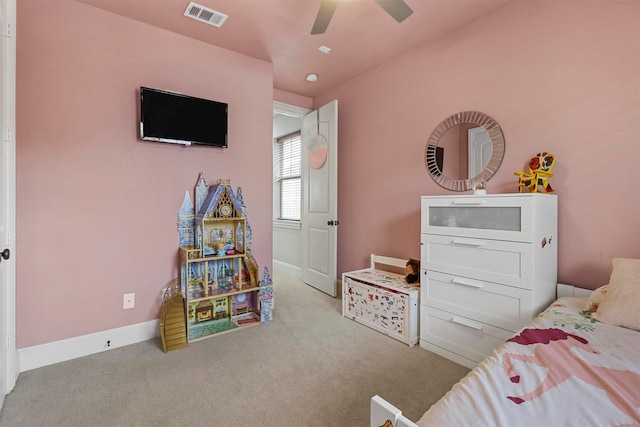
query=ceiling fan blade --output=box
[374,0,413,23]
[311,0,339,35]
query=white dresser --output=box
[420,194,557,368]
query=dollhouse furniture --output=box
[514,152,555,193]
[342,254,420,347]
[420,194,557,368]
[159,280,187,352]
[160,173,269,349]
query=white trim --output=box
[272,101,308,280]
[273,101,310,118]
[272,259,302,279]
[556,283,593,298]
[0,0,17,398]
[18,320,159,372]
[273,219,301,230]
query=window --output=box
[273,131,301,221]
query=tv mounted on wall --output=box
[139,87,228,147]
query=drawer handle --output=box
[450,316,484,331]
[451,277,484,289]
[451,239,485,247]
[452,200,486,205]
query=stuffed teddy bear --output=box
[405,258,420,285]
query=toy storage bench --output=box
[342,255,419,346]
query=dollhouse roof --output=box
[178,191,194,218]
[197,180,243,218]
[195,172,209,214]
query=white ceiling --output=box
[77,0,513,98]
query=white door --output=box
[468,126,492,179]
[0,0,18,403]
[301,100,338,296]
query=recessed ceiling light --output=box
[318,45,331,54]
[306,73,318,82]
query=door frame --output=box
[273,101,310,120]
[272,101,311,276]
[0,0,18,403]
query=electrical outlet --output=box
[123,293,135,309]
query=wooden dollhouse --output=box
[160,173,272,351]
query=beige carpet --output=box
[0,273,468,426]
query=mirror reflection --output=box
[425,111,505,192]
[435,124,492,180]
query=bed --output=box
[371,267,640,427]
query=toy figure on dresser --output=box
[405,258,420,285]
[472,179,487,196]
[514,152,556,193]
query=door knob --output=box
[0,248,9,262]
[327,220,334,226]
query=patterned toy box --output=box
[342,268,419,346]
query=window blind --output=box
[273,131,301,221]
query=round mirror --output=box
[308,134,328,169]
[425,111,505,191]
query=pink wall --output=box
[314,1,640,289]
[273,88,312,111]
[14,0,640,350]
[16,1,273,348]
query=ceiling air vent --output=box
[184,2,228,28]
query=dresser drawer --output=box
[420,306,512,365]
[421,270,532,331]
[421,233,534,289]
[421,195,535,242]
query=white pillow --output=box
[593,258,640,331]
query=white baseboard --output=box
[18,320,160,372]
[273,260,302,279]
[272,262,342,298]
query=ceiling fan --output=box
[311,0,413,35]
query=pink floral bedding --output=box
[417,297,640,426]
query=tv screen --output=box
[140,87,228,147]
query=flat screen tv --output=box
[139,87,228,147]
